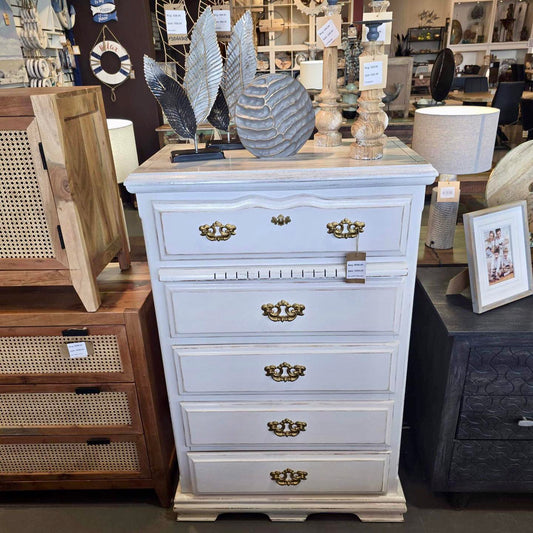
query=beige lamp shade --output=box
[106,118,139,183]
[299,60,323,90]
[412,106,500,176]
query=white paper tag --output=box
[317,18,340,48]
[213,8,231,33]
[363,61,383,86]
[347,260,367,279]
[164,8,187,35]
[67,342,89,359]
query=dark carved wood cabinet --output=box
[408,267,533,501]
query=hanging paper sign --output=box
[93,11,117,23]
[164,3,189,45]
[437,181,460,202]
[90,0,115,6]
[362,12,393,44]
[359,54,388,90]
[213,4,231,42]
[316,15,342,48]
[345,251,367,284]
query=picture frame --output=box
[464,201,533,314]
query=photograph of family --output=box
[484,225,514,285]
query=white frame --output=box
[464,201,533,314]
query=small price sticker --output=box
[346,251,367,284]
[437,181,460,202]
[66,342,89,359]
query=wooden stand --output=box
[350,41,388,160]
[0,87,130,312]
[0,263,175,505]
[314,47,343,147]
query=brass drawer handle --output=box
[267,418,307,437]
[326,218,365,239]
[261,300,305,322]
[198,221,236,241]
[271,214,291,226]
[270,468,308,486]
[264,362,306,382]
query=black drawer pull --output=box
[87,438,111,446]
[62,328,89,337]
[75,387,101,395]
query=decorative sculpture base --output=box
[206,139,245,150]
[171,147,225,163]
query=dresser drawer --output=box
[0,326,133,384]
[464,346,533,396]
[0,435,150,480]
[181,401,393,447]
[188,451,389,494]
[457,395,533,440]
[175,343,397,394]
[450,440,533,489]
[166,279,404,338]
[0,384,142,435]
[153,195,411,260]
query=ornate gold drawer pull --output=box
[267,418,307,437]
[264,362,306,382]
[261,300,305,322]
[270,468,308,486]
[198,221,236,241]
[271,214,291,226]
[326,218,365,239]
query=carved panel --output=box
[464,346,533,396]
[457,395,533,439]
[450,441,533,486]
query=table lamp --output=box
[412,106,499,249]
[106,119,139,184]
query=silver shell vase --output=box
[235,74,315,158]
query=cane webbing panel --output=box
[0,130,55,259]
[0,392,132,427]
[0,335,123,375]
[0,441,141,473]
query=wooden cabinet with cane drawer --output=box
[0,264,175,505]
[126,139,437,521]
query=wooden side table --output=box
[0,263,175,505]
[408,267,533,506]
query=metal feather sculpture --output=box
[144,56,197,140]
[207,88,230,132]
[184,7,223,125]
[221,10,257,119]
[144,8,225,160]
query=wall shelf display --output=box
[447,0,533,68]
[232,0,353,76]
[407,26,445,63]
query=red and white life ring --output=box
[90,39,131,86]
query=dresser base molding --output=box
[173,483,406,522]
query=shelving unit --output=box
[9,0,74,88]
[447,0,533,70]
[232,0,353,76]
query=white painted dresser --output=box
[125,139,437,522]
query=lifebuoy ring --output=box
[90,39,131,86]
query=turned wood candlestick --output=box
[350,39,388,160]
